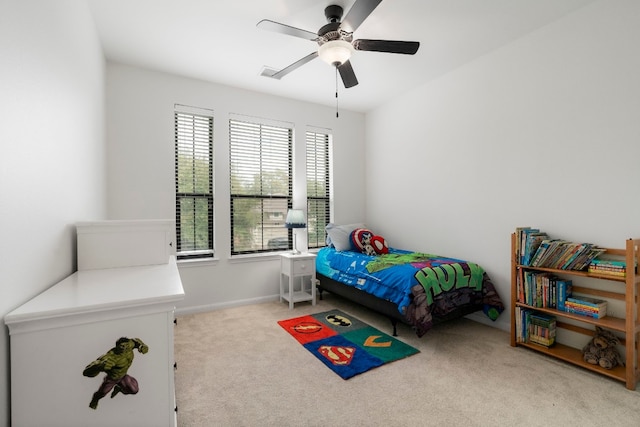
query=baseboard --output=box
[464,311,510,333]
[175,294,280,316]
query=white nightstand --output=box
[279,252,317,309]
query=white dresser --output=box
[5,220,184,427]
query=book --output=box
[564,305,607,319]
[588,257,636,277]
[545,241,573,269]
[519,228,541,265]
[515,227,532,263]
[515,307,557,345]
[533,240,568,268]
[527,312,556,347]
[558,243,587,269]
[521,271,549,307]
[588,266,626,277]
[515,307,525,343]
[517,228,533,264]
[590,258,627,267]
[556,279,572,311]
[564,296,607,318]
[563,244,591,270]
[516,268,526,303]
[523,232,548,266]
[589,263,626,271]
[564,301,606,313]
[515,228,608,271]
[515,306,530,343]
[572,247,607,271]
[529,239,553,267]
[566,296,607,309]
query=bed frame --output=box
[316,272,483,336]
[316,272,408,336]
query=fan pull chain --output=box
[335,65,339,118]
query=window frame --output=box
[228,116,293,256]
[306,129,332,249]
[174,105,215,260]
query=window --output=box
[174,106,214,259]
[229,117,293,255]
[306,130,331,249]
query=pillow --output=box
[370,235,389,255]
[325,223,366,251]
[350,228,374,252]
[351,229,389,255]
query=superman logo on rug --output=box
[278,309,419,379]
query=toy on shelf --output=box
[582,326,624,370]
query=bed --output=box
[315,224,504,337]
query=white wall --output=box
[365,0,640,332]
[4,2,635,422]
[105,63,366,312]
[0,1,106,425]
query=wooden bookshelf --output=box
[510,232,640,390]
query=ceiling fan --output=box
[257,0,420,89]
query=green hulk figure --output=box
[83,337,149,409]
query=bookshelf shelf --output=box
[517,341,627,383]
[510,232,640,390]
[515,302,627,332]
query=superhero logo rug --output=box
[277,309,419,379]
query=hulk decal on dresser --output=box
[83,337,149,409]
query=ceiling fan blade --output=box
[341,0,383,32]
[256,19,317,41]
[338,60,358,88]
[353,39,420,55]
[260,52,319,80]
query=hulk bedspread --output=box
[316,246,504,337]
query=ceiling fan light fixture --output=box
[318,40,354,66]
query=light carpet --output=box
[174,294,640,427]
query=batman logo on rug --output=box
[326,314,352,327]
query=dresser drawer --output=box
[292,259,314,275]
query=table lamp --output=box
[284,209,306,254]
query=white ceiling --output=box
[87,0,596,113]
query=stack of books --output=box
[515,307,556,347]
[516,270,572,310]
[588,258,634,278]
[531,240,606,270]
[564,296,607,319]
[515,227,606,270]
[517,228,548,266]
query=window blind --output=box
[306,130,331,248]
[229,118,292,255]
[174,108,214,258]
